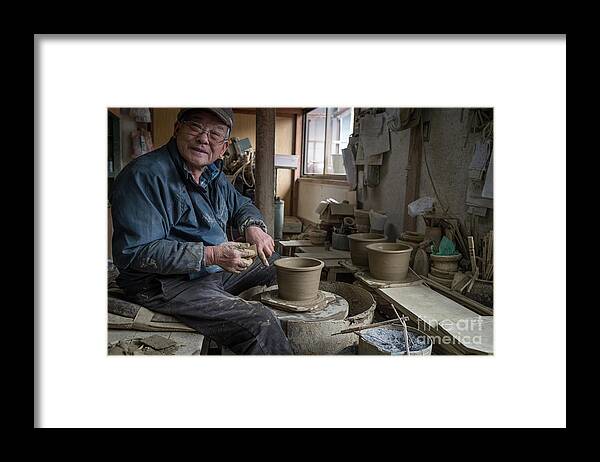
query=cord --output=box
[420,117,450,215]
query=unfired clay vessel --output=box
[429,265,456,279]
[274,257,324,301]
[347,233,387,266]
[365,242,413,281]
[309,229,327,245]
[430,254,462,272]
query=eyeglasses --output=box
[181,120,229,144]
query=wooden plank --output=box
[379,285,480,325]
[107,329,206,355]
[297,246,325,253]
[354,271,422,289]
[420,275,493,316]
[439,316,493,354]
[376,285,493,354]
[323,259,343,268]
[339,259,368,273]
[293,250,351,260]
[279,239,312,247]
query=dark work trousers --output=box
[128,252,293,355]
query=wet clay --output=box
[365,242,412,281]
[274,257,324,301]
[347,233,387,266]
[359,326,432,354]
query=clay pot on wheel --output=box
[274,257,324,301]
[347,233,387,266]
[365,243,413,281]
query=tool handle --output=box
[331,318,407,336]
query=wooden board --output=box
[439,316,493,354]
[265,294,349,322]
[339,259,368,273]
[278,239,313,247]
[297,246,326,253]
[377,285,493,354]
[107,329,206,355]
[354,271,422,289]
[293,250,351,260]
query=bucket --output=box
[347,233,387,266]
[358,325,433,355]
[274,257,324,301]
[331,231,350,250]
[366,242,412,281]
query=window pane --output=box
[326,107,353,175]
[304,108,326,174]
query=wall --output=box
[360,128,411,239]
[119,110,140,167]
[296,178,356,224]
[359,108,493,240]
[152,108,179,147]
[230,113,295,209]
[417,109,493,235]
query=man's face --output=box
[175,111,230,173]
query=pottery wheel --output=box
[259,286,349,322]
[260,288,333,312]
[355,271,421,287]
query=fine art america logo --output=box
[416,317,484,345]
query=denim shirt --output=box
[110,137,266,293]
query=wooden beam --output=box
[276,108,304,117]
[233,108,257,115]
[234,108,303,118]
[292,113,303,217]
[255,108,276,237]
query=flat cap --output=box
[177,108,234,129]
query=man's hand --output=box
[204,242,257,274]
[245,226,274,266]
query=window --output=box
[303,107,354,176]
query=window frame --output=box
[301,107,352,179]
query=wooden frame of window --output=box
[301,107,349,179]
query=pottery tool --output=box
[466,236,479,292]
[391,303,412,355]
[331,317,407,336]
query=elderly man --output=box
[110,108,292,354]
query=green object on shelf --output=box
[433,236,459,256]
